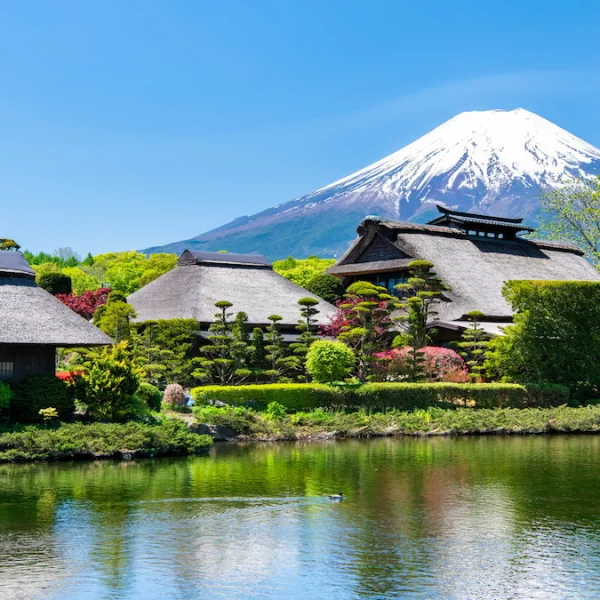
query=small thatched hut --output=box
[327,206,600,340]
[0,252,112,380]
[128,250,337,336]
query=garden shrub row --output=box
[191,382,570,412]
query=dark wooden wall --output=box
[0,345,56,381]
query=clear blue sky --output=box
[3,0,600,255]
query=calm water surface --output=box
[1,436,600,599]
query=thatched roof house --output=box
[327,206,600,338]
[128,250,337,333]
[0,251,111,380]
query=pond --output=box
[1,436,600,599]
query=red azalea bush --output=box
[56,287,111,320]
[56,371,84,383]
[374,346,469,383]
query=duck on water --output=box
[328,492,344,501]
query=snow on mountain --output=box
[144,108,600,260]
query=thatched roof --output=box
[0,252,112,346]
[328,217,600,322]
[128,251,337,328]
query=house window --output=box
[0,362,13,380]
[375,273,409,295]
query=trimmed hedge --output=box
[191,382,570,412]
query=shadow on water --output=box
[1,435,600,599]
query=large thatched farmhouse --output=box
[0,252,112,380]
[128,250,336,337]
[327,206,600,340]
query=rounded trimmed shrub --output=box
[305,274,345,304]
[136,382,162,412]
[38,272,72,295]
[306,340,356,383]
[163,383,186,406]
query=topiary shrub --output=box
[305,274,345,305]
[38,272,72,295]
[136,382,162,412]
[306,340,356,383]
[11,375,74,423]
[163,383,186,406]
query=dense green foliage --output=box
[304,274,345,304]
[0,420,211,462]
[77,342,141,421]
[38,272,72,295]
[305,340,356,383]
[453,311,490,380]
[0,382,12,419]
[272,256,336,288]
[538,175,600,264]
[11,375,74,423]
[192,404,600,438]
[132,318,201,387]
[192,382,568,412]
[485,281,600,394]
[94,293,136,341]
[394,260,450,380]
[136,382,162,412]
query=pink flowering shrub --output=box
[374,346,468,382]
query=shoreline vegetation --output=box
[5,404,600,463]
[189,405,600,442]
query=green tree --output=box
[538,175,600,264]
[394,261,450,380]
[305,274,345,304]
[336,281,401,381]
[289,297,320,380]
[453,311,490,380]
[94,294,136,342]
[264,314,296,381]
[306,340,355,383]
[0,238,20,251]
[251,327,267,370]
[197,302,253,385]
[79,342,141,421]
[38,272,73,295]
[272,256,336,288]
[484,280,600,395]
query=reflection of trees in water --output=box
[1,436,600,597]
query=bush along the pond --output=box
[11,375,74,423]
[0,420,212,462]
[191,382,570,412]
[192,404,600,439]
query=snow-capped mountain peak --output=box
[143,108,600,260]
[307,108,600,213]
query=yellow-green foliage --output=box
[31,251,178,296]
[272,256,336,288]
[192,382,569,411]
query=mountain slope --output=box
[144,108,600,259]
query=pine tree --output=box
[453,310,489,381]
[394,260,450,381]
[289,297,320,381]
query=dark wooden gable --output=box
[355,234,408,263]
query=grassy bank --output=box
[193,404,600,440]
[0,420,212,462]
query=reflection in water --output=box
[0,436,600,599]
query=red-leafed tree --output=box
[56,287,111,320]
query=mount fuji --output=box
[144,108,600,260]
